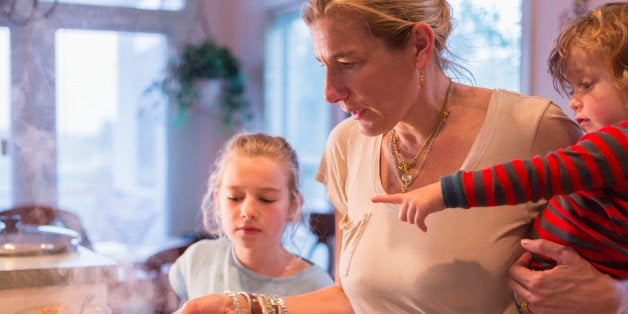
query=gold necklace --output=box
[391,79,454,193]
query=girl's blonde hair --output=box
[201,133,303,236]
[548,2,628,96]
[301,0,469,80]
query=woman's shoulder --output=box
[328,116,358,140]
[491,89,553,110]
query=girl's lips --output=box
[239,226,261,234]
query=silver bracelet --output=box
[224,290,241,314]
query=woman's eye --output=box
[340,61,357,69]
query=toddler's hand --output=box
[371,182,445,232]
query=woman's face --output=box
[309,11,419,136]
[565,50,628,133]
[216,155,293,251]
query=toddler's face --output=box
[565,50,628,133]
[216,155,293,251]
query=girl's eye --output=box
[226,196,242,201]
[260,198,277,204]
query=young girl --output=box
[169,133,333,302]
[372,2,628,279]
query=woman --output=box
[174,1,602,313]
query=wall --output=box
[526,0,611,116]
[169,0,614,236]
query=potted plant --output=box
[152,38,251,130]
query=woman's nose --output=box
[323,70,348,104]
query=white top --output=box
[168,237,334,301]
[317,90,583,313]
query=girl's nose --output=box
[240,198,257,220]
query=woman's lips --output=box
[350,109,366,120]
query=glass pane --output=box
[55,29,168,261]
[265,11,330,213]
[0,28,10,209]
[449,0,522,91]
[46,0,185,10]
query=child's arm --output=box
[446,123,628,209]
[373,123,628,230]
[371,182,444,232]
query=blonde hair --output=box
[301,0,468,78]
[201,133,302,236]
[548,2,628,96]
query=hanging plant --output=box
[151,38,251,130]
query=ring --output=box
[519,300,530,313]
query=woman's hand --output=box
[371,182,445,231]
[509,239,626,314]
[173,293,234,314]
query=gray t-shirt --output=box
[169,237,334,301]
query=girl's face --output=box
[565,50,628,133]
[309,11,420,137]
[215,155,294,251]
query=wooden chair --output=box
[0,204,94,250]
[133,239,197,313]
[307,212,336,276]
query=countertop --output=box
[0,246,117,289]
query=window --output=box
[448,0,522,90]
[0,27,10,210]
[265,9,341,213]
[2,2,190,262]
[264,0,523,212]
[55,29,168,255]
[47,0,184,10]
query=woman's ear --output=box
[410,22,435,69]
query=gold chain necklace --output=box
[391,79,454,193]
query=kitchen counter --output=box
[0,247,117,313]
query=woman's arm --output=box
[174,284,353,314]
[174,210,354,314]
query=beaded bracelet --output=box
[230,292,288,314]
[273,295,288,314]
[256,293,269,314]
[237,291,253,314]
[224,290,241,314]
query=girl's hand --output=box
[371,182,445,232]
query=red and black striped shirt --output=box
[442,122,628,278]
